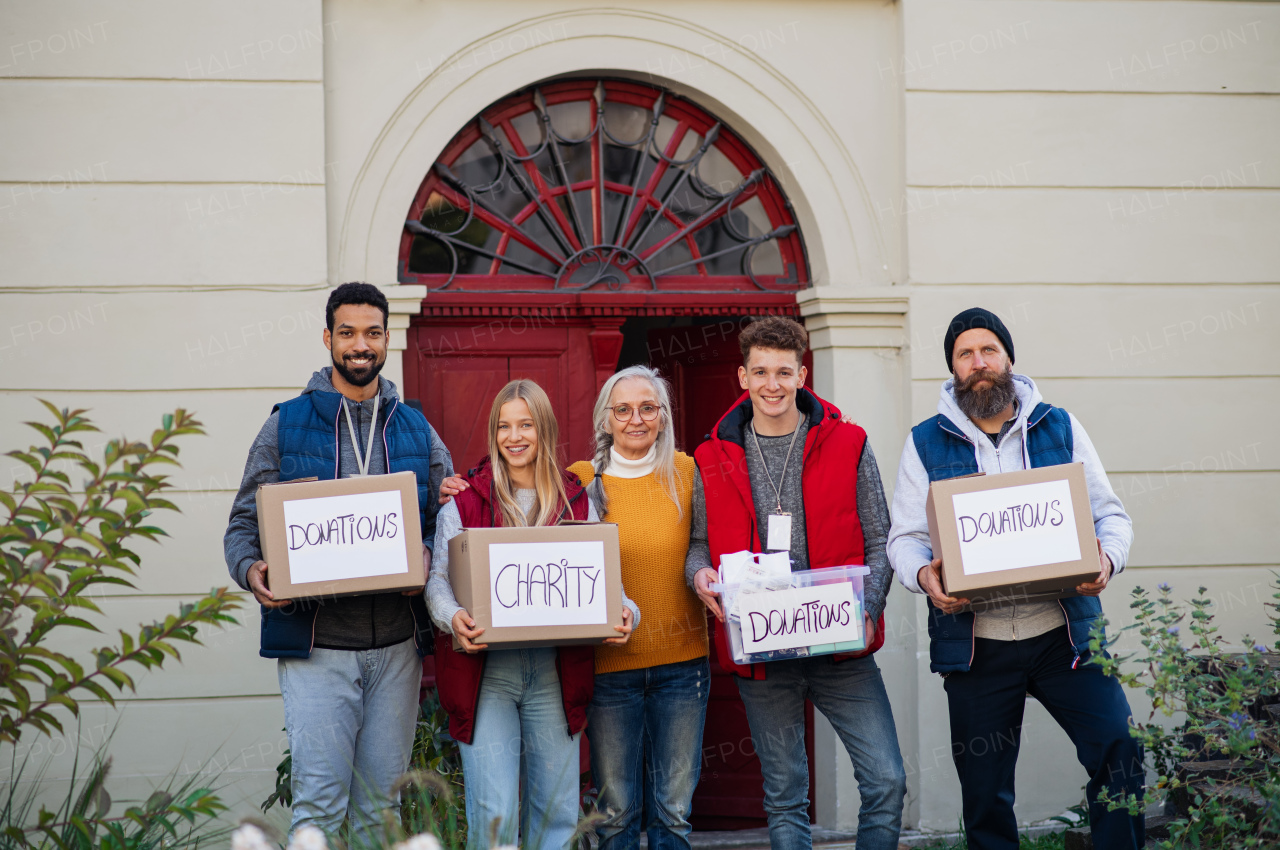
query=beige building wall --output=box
[2,0,1276,838]
[0,0,330,823]
[895,0,1280,831]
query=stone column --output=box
[795,285,921,831]
[379,284,427,390]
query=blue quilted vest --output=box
[259,388,436,659]
[911,402,1105,674]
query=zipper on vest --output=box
[1059,600,1080,669]
[408,595,421,654]
[383,397,397,472]
[332,404,342,479]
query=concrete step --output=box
[675,823,1068,849]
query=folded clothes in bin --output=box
[710,552,869,665]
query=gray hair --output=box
[588,365,684,518]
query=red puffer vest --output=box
[433,457,596,744]
[694,388,886,680]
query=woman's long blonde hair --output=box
[588,365,683,519]
[487,379,572,528]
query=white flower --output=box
[287,826,329,850]
[230,824,274,850]
[393,833,443,850]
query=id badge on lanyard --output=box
[767,512,792,551]
[751,421,801,553]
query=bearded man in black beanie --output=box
[886,308,1144,849]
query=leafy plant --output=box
[2,747,228,850]
[259,730,292,815]
[0,401,241,847]
[400,692,465,847]
[1090,579,1280,848]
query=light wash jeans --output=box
[586,657,710,850]
[458,648,581,850]
[278,638,421,843]
[735,654,906,850]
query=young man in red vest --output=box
[685,317,905,850]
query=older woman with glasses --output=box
[441,365,708,850]
[572,365,709,850]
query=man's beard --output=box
[332,348,385,388]
[954,365,1017,420]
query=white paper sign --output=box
[951,479,1082,576]
[488,540,608,628]
[719,550,756,585]
[738,582,862,654]
[282,489,409,584]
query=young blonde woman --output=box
[444,366,709,850]
[427,378,637,850]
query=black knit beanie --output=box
[943,307,1014,373]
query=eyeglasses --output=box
[611,403,661,422]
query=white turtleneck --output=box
[605,444,657,478]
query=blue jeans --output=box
[943,627,1144,850]
[586,656,711,850]
[278,638,421,843]
[735,654,906,850]
[458,648,581,850]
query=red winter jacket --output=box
[694,388,886,680]
[433,457,597,744]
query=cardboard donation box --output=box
[447,523,624,650]
[711,551,869,665]
[255,471,424,599]
[926,462,1100,606]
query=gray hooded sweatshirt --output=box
[223,368,454,650]
[887,373,1133,641]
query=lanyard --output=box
[341,394,380,477]
[750,421,800,515]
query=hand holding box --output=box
[925,463,1100,608]
[255,472,425,600]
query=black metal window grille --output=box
[400,78,808,293]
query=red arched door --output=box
[404,77,813,831]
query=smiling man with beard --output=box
[223,283,453,843]
[887,308,1142,850]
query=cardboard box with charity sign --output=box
[446,523,624,650]
[255,471,425,599]
[925,462,1100,607]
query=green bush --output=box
[0,402,241,848]
[1091,579,1280,848]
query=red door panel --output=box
[646,325,743,453]
[410,322,598,477]
[426,354,509,473]
[411,313,813,832]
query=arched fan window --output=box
[400,79,808,292]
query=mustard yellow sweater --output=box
[571,453,709,674]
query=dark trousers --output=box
[942,626,1144,850]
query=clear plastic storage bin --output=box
[711,563,870,665]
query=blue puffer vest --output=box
[912,402,1105,674]
[259,389,436,659]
